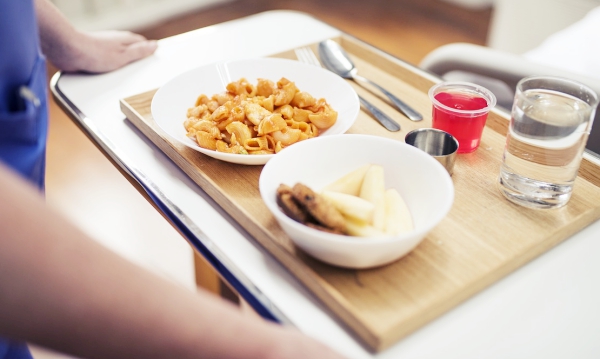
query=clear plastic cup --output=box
[429,82,497,153]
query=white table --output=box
[51,11,600,359]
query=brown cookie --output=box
[276,184,310,223]
[291,183,346,233]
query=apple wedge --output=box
[322,164,371,196]
[384,188,413,235]
[344,217,386,238]
[359,164,386,231]
[321,190,375,223]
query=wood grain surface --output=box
[119,36,600,352]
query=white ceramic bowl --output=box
[259,134,454,269]
[151,57,360,165]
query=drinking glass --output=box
[498,76,599,209]
[429,82,496,153]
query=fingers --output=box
[122,39,158,64]
[112,30,151,46]
[70,31,158,73]
[92,30,144,43]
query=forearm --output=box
[34,0,82,71]
[0,163,300,359]
[34,0,157,73]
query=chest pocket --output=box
[0,54,47,144]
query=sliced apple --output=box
[345,217,386,237]
[321,190,375,223]
[384,188,413,235]
[359,164,386,231]
[322,164,371,196]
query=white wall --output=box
[51,0,232,31]
[439,0,494,10]
[487,0,600,53]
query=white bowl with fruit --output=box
[259,134,454,269]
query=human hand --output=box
[47,30,157,73]
[35,0,157,73]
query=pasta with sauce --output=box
[183,77,338,155]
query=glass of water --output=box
[498,76,599,209]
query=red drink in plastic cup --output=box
[429,82,497,153]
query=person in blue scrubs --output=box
[0,0,160,189]
[1,1,54,357]
[0,1,156,358]
[0,0,47,192]
[0,1,347,358]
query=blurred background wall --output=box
[49,0,232,30]
[50,0,599,54]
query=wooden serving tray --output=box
[120,35,600,352]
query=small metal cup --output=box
[405,128,459,176]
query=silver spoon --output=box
[318,39,423,122]
[295,46,400,132]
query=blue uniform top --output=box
[0,0,48,190]
[1,0,48,358]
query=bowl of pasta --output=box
[259,134,454,269]
[151,57,360,165]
